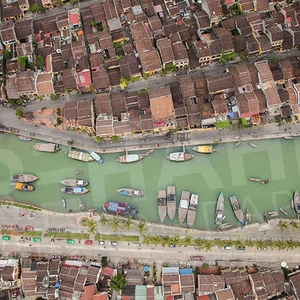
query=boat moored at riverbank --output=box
[79,199,86,211]
[11,174,37,183]
[10,182,34,191]
[17,136,32,141]
[158,190,167,223]
[167,186,176,220]
[178,191,190,224]
[249,142,258,148]
[261,180,271,185]
[116,188,144,197]
[103,201,138,216]
[191,145,215,154]
[294,191,300,214]
[228,195,245,225]
[60,179,89,187]
[68,150,94,162]
[215,191,225,225]
[89,151,104,164]
[187,193,198,228]
[61,198,66,210]
[60,187,89,194]
[116,149,154,163]
[32,143,60,153]
[279,208,288,216]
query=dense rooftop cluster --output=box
[0,0,300,136]
[1,256,300,300]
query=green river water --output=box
[0,133,299,230]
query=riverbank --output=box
[1,120,299,154]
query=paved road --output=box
[0,206,299,268]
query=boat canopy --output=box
[196,145,212,153]
[179,199,189,209]
[125,154,139,162]
[170,152,184,161]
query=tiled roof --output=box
[140,49,161,73]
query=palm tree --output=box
[99,214,109,227]
[290,220,299,230]
[169,234,180,246]
[245,239,255,247]
[152,235,162,246]
[277,219,289,232]
[182,235,192,247]
[193,238,206,250]
[142,234,152,246]
[137,220,147,234]
[161,235,170,247]
[111,216,122,232]
[86,218,97,236]
[124,217,133,230]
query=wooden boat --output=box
[249,142,258,148]
[261,180,271,185]
[17,135,32,141]
[191,145,215,154]
[246,209,252,222]
[291,199,294,210]
[220,224,232,229]
[268,212,279,217]
[279,208,288,216]
[293,191,300,214]
[11,174,37,183]
[283,136,294,140]
[116,149,154,163]
[235,141,241,147]
[116,188,144,197]
[79,199,86,211]
[187,193,198,228]
[215,191,225,225]
[89,151,104,164]
[157,190,167,223]
[75,170,83,175]
[68,150,94,162]
[222,216,226,220]
[10,182,34,191]
[178,191,190,224]
[166,146,194,162]
[248,177,261,183]
[167,186,176,220]
[228,195,245,225]
[32,143,60,153]
[61,198,66,210]
[60,187,88,194]
[60,179,89,187]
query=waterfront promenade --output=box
[0,105,299,154]
[1,205,300,268]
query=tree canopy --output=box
[110,274,127,292]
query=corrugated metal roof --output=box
[162,267,179,274]
[179,268,193,275]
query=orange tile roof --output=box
[80,284,96,300]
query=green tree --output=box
[203,263,209,270]
[277,219,289,232]
[124,216,133,230]
[29,4,39,12]
[86,218,97,235]
[111,216,121,232]
[56,117,62,126]
[94,136,102,143]
[15,108,24,118]
[99,214,109,226]
[290,221,299,230]
[111,135,119,142]
[195,266,200,276]
[137,220,147,234]
[239,118,248,128]
[182,235,192,247]
[67,140,74,146]
[3,50,10,60]
[17,56,28,68]
[36,55,45,70]
[101,256,108,268]
[56,107,61,116]
[120,77,128,90]
[90,20,96,27]
[110,274,127,292]
[38,6,46,13]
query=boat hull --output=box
[215,191,225,225]
[68,150,94,162]
[17,136,32,141]
[11,174,38,183]
[10,182,34,191]
[167,186,176,220]
[248,177,261,182]
[61,198,66,210]
[103,201,138,216]
[158,190,167,223]
[60,187,88,194]
[178,191,190,224]
[228,195,245,225]
[32,143,59,152]
[294,191,300,214]
[166,152,194,162]
[116,188,144,197]
[116,154,144,163]
[60,179,89,187]
[187,193,198,227]
[191,145,214,154]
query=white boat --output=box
[89,151,104,164]
[61,198,66,210]
[249,142,258,148]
